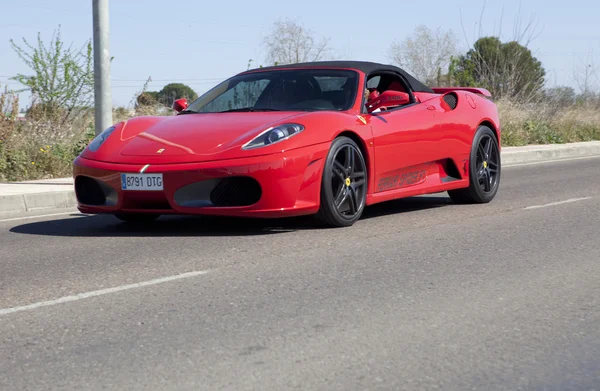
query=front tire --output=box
[316,136,368,227]
[448,125,501,203]
[114,213,160,223]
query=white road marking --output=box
[504,155,600,167]
[0,211,83,223]
[524,197,592,210]
[0,269,211,316]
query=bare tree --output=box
[388,25,458,84]
[458,0,543,51]
[454,0,546,102]
[262,19,333,65]
[572,52,598,101]
[451,36,546,102]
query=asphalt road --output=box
[1,157,599,390]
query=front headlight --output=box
[242,123,304,150]
[87,125,116,152]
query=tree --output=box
[543,86,576,108]
[388,25,458,85]
[0,82,20,144]
[156,83,198,107]
[262,19,333,65]
[136,91,159,107]
[449,36,546,101]
[572,53,598,102]
[1,83,20,120]
[10,25,94,124]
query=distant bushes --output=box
[0,92,95,181]
[497,99,600,146]
[0,84,171,181]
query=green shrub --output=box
[498,99,600,147]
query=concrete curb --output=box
[1,141,600,217]
[502,141,600,165]
[0,191,77,218]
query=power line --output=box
[0,77,229,82]
[1,82,220,87]
[112,77,226,82]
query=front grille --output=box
[210,177,261,207]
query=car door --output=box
[366,75,442,193]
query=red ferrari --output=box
[73,61,501,227]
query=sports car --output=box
[73,61,501,227]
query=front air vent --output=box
[210,177,262,207]
[75,176,118,206]
[174,177,262,208]
[443,93,458,110]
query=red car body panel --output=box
[73,61,500,219]
[74,141,331,218]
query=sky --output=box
[1,0,599,107]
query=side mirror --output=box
[367,90,411,113]
[173,98,188,112]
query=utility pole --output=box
[92,0,112,136]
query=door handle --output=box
[427,105,436,111]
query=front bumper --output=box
[73,143,329,218]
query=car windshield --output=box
[183,69,360,113]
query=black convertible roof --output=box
[241,60,434,93]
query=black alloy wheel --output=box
[448,125,501,203]
[475,133,500,193]
[317,136,368,227]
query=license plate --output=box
[121,173,163,191]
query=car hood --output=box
[87,111,311,164]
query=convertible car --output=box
[73,61,501,227]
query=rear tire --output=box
[316,136,368,227]
[448,125,501,203]
[114,213,160,223]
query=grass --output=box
[497,99,600,146]
[0,81,175,182]
[0,115,94,182]
[1,89,599,182]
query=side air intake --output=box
[442,93,458,110]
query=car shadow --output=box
[9,214,305,238]
[9,195,452,238]
[361,195,451,220]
